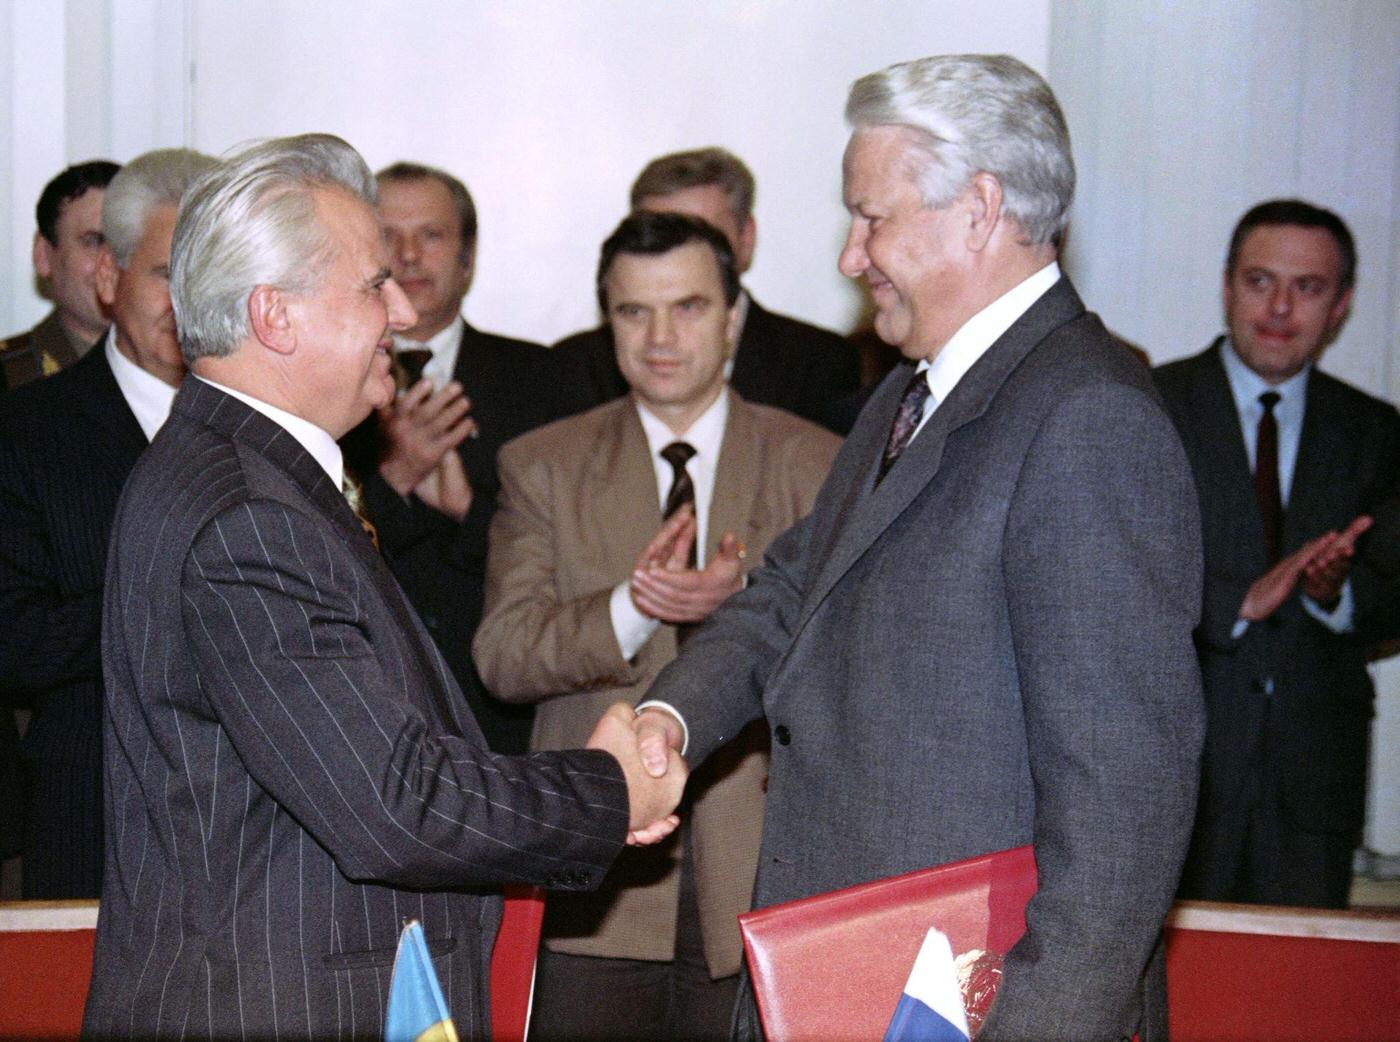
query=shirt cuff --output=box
[1302,579,1355,634]
[633,700,690,756]
[1231,617,1250,640]
[610,581,660,661]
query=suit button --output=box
[774,725,791,746]
[424,613,439,630]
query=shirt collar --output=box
[1220,336,1311,417]
[916,261,1062,403]
[634,387,729,466]
[395,314,464,387]
[104,328,178,442]
[194,375,345,487]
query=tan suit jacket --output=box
[474,390,839,976]
[0,311,85,390]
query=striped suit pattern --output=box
[83,379,630,1041]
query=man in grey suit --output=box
[1154,200,1400,908]
[634,55,1205,1042]
[83,134,684,1041]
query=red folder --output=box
[738,845,1037,1042]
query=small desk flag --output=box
[385,920,459,1042]
[882,927,971,1042]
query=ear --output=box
[723,297,742,357]
[32,232,53,279]
[964,173,1004,252]
[94,246,119,308]
[735,216,758,274]
[248,284,296,355]
[1325,285,1354,333]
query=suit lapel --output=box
[799,278,1086,631]
[583,400,665,576]
[177,379,466,729]
[1284,373,1342,554]
[1191,344,1270,569]
[70,346,149,471]
[709,391,763,562]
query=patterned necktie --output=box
[661,441,698,568]
[341,471,380,550]
[1254,391,1282,564]
[877,370,933,486]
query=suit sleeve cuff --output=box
[633,700,689,756]
[1302,578,1355,634]
[609,581,660,661]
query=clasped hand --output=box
[1239,513,1373,622]
[586,704,689,845]
[377,378,476,521]
[629,506,745,624]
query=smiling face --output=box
[34,187,110,344]
[378,175,471,341]
[286,188,416,437]
[1224,223,1352,385]
[606,240,739,435]
[839,126,978,362]
[96,202,184,388]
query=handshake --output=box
[585,703,692,846]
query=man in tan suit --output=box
[474,211,839,1040]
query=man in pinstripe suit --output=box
[83,134,684,1042]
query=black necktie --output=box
[661,441,698,568]
[1254,391,1282,564]
[877,370,933,486]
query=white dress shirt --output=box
[105,330,177,441]
[394,314,464,390]
[906,261,1062,441]
[195,376,345,488]
[1219,340,1352,636]
[608,390,730,661]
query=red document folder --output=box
[738,845,1037,1042]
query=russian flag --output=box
[384,920,460,1042]
[882,927,971,1042]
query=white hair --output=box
[171,133,377,362]
[845,54,1075,247]
[101,149,219,266]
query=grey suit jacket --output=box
[83,379,630,1041]
[474,391,838,976]
[1154,343,1400,849]
[647,278,1206,1042]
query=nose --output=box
[395,231,420,266]
[838,219,868,279]
[383,277,418,332]
[1267,282,1293,317]
[648,309,675,347]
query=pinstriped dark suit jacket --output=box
[83,379,630,1041]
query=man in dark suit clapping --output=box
[83,134,684,1042]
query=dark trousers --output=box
[529,832,739,1041]
[1181,764,1355,909]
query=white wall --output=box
[1049,0,1400,856]
[4,0,1051,344]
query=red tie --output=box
[877,370,933,486]
[1254,391,1282,564]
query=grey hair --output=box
[630,147,756,226]
[845,54,1074,247]
[101,149,219,267]
[171,133,377,362]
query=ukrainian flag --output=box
[385,920,460,1042]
